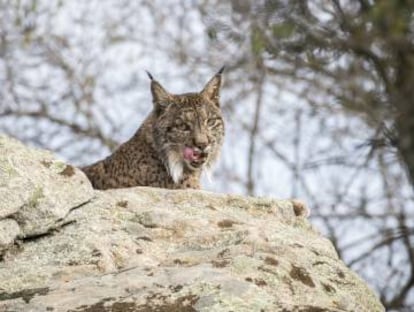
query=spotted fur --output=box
[81,69,225,190]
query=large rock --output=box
[0,135,384,312]
[0,136,94,256]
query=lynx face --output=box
[150,71,225,183]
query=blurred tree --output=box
[332,1,410,186]
[232,0,414,189]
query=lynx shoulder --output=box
[81,68,225,190]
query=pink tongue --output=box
[184,147,200,161]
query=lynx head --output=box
[148,68,225,183]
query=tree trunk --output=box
[393,52,414,187]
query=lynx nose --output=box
[193,135,209,152]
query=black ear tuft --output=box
[217,66,225,75]
[146,70,154,81]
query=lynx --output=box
[81,68,225,190]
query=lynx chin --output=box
[81,68,225,190]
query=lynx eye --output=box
[177,123,191,132]
[207,118,218,127]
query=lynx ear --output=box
[146,71,171,111]
[201,66,224,106]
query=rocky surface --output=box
[0,135,384,312]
